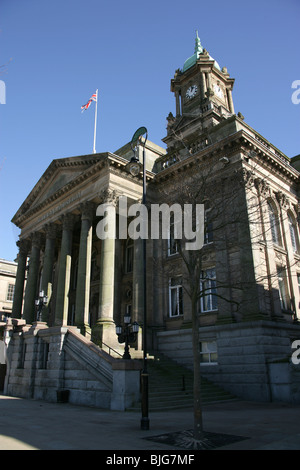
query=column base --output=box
[91,320,119,350]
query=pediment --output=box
[31,168,84,209]
[12,153,106,226]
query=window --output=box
[169,277,183,317]
[125,304,132,316]
[168,215,180,256]
[277,266,289,310]
[200,268,218,312]
[297,274,300,309]
[204,209,213,245]
[125,238,134,273]
[6,283,15,301]
[288,214,298,253]
[268,202,281,245]
[200,341,218,364]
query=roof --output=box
[182,31,221,72]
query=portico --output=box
[11,145,165,354]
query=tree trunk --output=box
[191,295,203,440]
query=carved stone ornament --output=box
[44,222,58,239]
[254,177,270,196]
[31,231,42,248]
[99,188,119,206]
[275,191,290,209]
[17,238,30,255]
[241,168,255,188]
[61,213,76,230]
[293,203,300,221]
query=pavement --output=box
[1,394,300,451]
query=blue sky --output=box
[0,0,299,261]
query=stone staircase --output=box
[127,353,236,411]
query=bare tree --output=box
[152,148,298,447]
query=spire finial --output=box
[194,30,202,53]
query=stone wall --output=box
[156,320,300,403]
[3,320,141,410]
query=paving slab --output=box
[0,394,300,451]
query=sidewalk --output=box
[1,394,300,450]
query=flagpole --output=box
[93,89,98,154]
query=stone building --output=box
[0,259,18,320]
[2,33,300,407]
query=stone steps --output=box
[127,352,236,411]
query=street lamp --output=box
[116,314,139,360]
[126,126,150,430]
[35,290,48,322]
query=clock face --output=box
[186,85,198,99]
[214,83,224,99]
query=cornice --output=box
[12,154,107,223]
[155,126,299,185]
[12,152,156,227]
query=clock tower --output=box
[163,32,235,153]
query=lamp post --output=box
[125,126,150,430]
[35,290,48,322]
[116,314,139,359]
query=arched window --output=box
[268,202,281,245]
[288,213,298,253]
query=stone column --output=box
[23,233,41,324]
[200,72,207,99]
[206,72,212,91]
[40,223,57,323]
[55,214,75,326]
[12,239,30,318]
[276,192,296,315]
[226,87,235,114]
[75,202,94,335]
[175,89,181,117]
[92,190,117,347]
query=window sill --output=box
[273,244,286,255]
[199,309,218,315]
[200,362,218,366]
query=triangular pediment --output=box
[31,168,84,209]
[11,153,107,225]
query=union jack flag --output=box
[81,91,97,112]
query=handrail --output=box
[101,341,123,358]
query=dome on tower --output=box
[182,31,221,72]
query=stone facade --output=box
[2,34,300,405]
[0,258,18,320]
[3,319,141,410]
